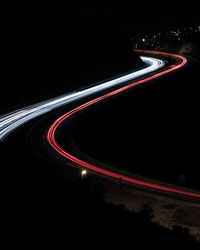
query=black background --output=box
[1,4,200,249]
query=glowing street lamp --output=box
[81,170,87,180]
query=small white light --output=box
[81,170,87,179]
[82,170,87,175]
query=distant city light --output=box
[133,25,199,50]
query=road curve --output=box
[0,56,164,141]
[47,50,200,202]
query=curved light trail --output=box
[0,56,164,141]
[47,50,200,202]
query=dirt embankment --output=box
[156,33,200,59]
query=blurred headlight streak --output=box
[0,55,164,140]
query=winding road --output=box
[46,50,200,202]
[1,49,199,202]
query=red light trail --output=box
[47,50,200,201]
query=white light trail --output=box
[0,56,164,141]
